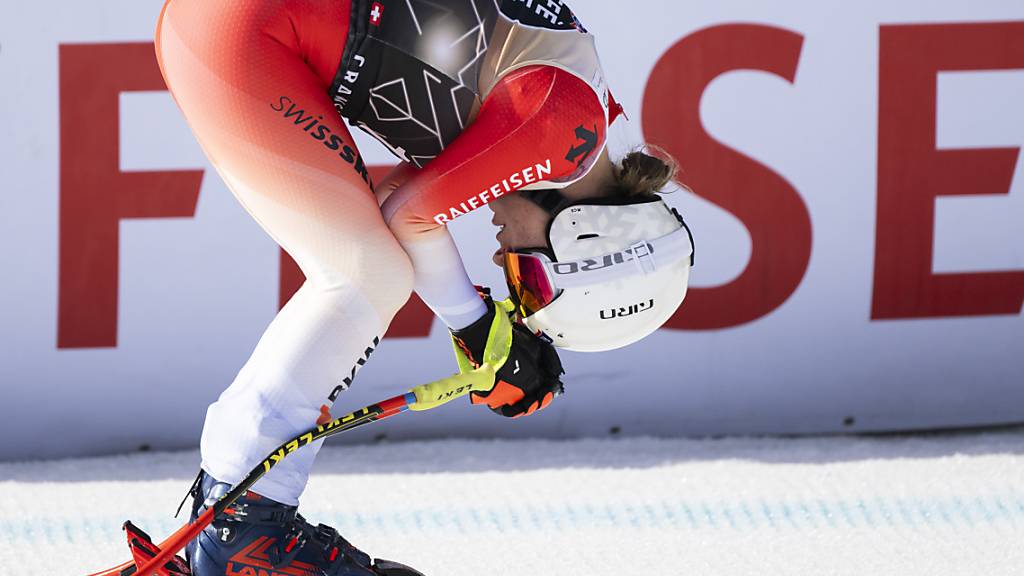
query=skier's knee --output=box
[362,239,415,321]
[327,237,414,321]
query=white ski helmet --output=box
[503,189,694,352]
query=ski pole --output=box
[86,367,495,576]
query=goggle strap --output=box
[544,224,694,290]
[520,188,573,215]
[629,241,657,275]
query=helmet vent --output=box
[576,233,599,240]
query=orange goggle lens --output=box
[503,251,559,317]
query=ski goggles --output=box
[503,222,694,319]
[503,250,560,318]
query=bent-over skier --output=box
[154,0,694,573]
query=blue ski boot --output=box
[185,471,424,576]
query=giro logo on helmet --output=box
[599,299,655,320]
[551,243,655,275]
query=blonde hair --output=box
[609,146,682,199]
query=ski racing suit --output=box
[156,0,622,505]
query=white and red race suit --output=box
[156,0,621,504]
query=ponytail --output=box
[609,147,683,199]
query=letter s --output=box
[643,24,810,330]
[325,134,342,151]
[509,172,524,189]
[340,145,356,164]
[270,95,291,112]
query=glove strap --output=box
[450,297,515,373]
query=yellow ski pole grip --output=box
[409,367,495,411]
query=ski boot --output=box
[185,471,424,576]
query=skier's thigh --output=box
[156,0,411,305]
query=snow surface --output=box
[1,430,1022,575]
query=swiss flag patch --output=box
[370,2,384,26]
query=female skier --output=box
[155,0,694,574]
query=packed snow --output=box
[1,430,1022,575]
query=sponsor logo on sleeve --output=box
[433,159,553,225]
[565,124,598,167]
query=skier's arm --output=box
[379,63,603,333]
[380,64,605,237]
[380,65,602,416]
[379,64,604,330]
[372,160,419,207]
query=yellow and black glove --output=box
[450,294,564,418]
